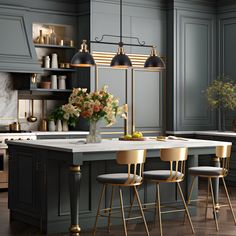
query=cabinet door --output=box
[8,148,42,219]
[0,7,41,73]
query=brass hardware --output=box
[31,73,37,84]
[70,165,81,172]
[69,224,81,236]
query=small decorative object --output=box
[44,34,50,44]
[56,119,62,132]
[51,53,58,68]
[44,56,50,68]
[62,85,125,143]
[40,81,51,89]
[59,63,65,68]
[69,40,74,47]
[62,120,69,131]
[59,39,64,46]
[50,27,57,45]
[58,75,66,89]
[50,75,57,89]
[38,29,44,44]
[65,63,70,68]
[205,75,236,131]
[48,120,56,131]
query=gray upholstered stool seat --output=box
[97,173,142,184]
[143,170,183,180]
[189,166,223,176]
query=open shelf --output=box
[43,68,76,72]
[34,44,76,49]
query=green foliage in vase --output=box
[205,75,236,110]
[49,106,78,127]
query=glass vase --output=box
[86,120,101,143]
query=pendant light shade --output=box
[144,47,165,69]
[110,43,132,68]
[71,40,95,67]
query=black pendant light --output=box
[144,46,165,69]
[110,0,132,68]
[71,40,95,67]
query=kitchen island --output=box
[7,138,231,235]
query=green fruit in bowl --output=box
[124,134,132,139]
[132,131,143,138]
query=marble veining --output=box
[0,73,17,125]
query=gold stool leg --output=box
[107,186,115,232]
[183,176,196,224]
[177,182,195,234]
[209,178,219,231]
[205,178,210,220]
[128,186,137,218]
[156,183,163,236]
[222,178,236,224]
[134,186,150,236]
[119,187,128,236]
[93,184,106,236]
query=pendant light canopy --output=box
[144,46,165,69]
[71,40,95,67]
[110,42,132,68]
[110,0,132,68]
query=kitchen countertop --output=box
[6,138,231,153]
[166,130,236,137]
[0,131,88,136]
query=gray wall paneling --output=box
[167,1,216,131]
[90,0,166,135]
[218,6,236,130]
[176,10,216,130]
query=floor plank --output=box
[1,181,236,235]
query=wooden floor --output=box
[1,181,236,236]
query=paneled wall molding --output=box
[173,10,216,131]
[167,0,216,13]
[0,0,77,15]
[218,14,236,129]
[91,0,166,10]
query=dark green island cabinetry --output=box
[7,138,229,234]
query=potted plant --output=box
[205,75,236,131]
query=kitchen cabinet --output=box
[0,6,42,73]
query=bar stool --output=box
[187,145,236,231]
[142,147,195,236]
[93,149,150,236]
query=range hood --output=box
[0,7,42,73]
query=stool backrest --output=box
[116,150,146,185]
[216,145,232,177]
[160,147,188,181]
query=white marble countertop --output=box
[0,131,88,136]
[166,130,236,137]
[6,138,231,153]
